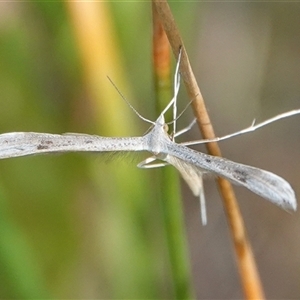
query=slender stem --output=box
[152,4,194,299]
[152,1,265,299]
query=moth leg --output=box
[174,118,197,138]
[137,156,170,169]
[198,176,207,226]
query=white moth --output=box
[0,53,298,225]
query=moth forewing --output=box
[165,142,297,211]
[204,158,297,212]
[226,164,297,212]
[0,132,147,159]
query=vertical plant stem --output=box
[153,1,265,299]
[152,4,194,299]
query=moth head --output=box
[163,123,169,133]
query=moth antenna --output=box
[107,76,154,125]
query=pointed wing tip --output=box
[281,192,297,212]
[287,199,297,212]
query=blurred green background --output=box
[0,2,299,299]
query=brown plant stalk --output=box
[152,1,265,299]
